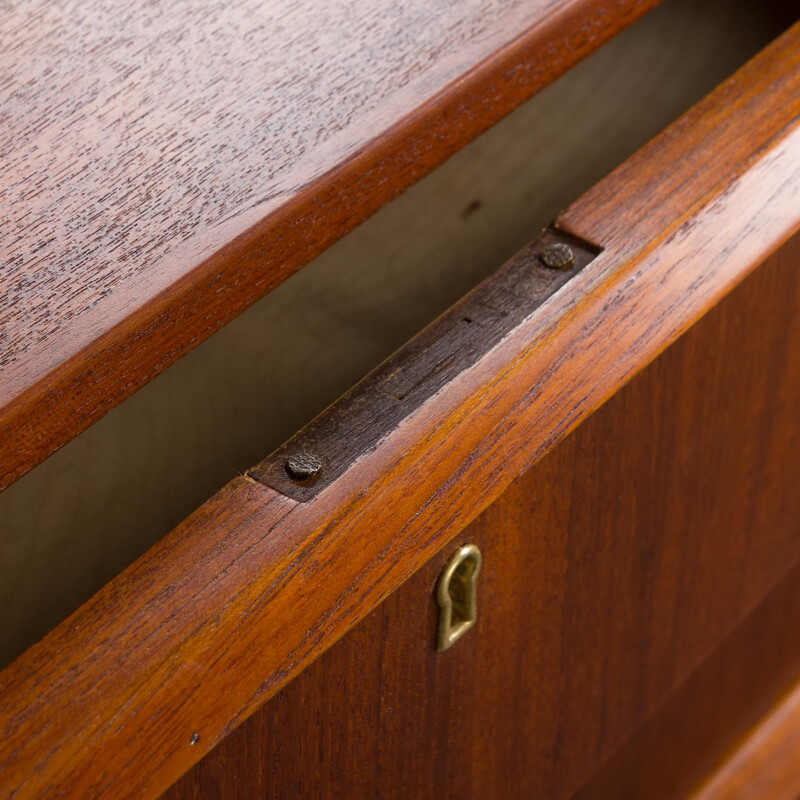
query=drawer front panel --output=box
[168,234,800,799]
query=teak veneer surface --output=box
[2,19,800,800]
[0,0,660,490]
[2,0,774,672]
[167,237,800,799]
[576,560,800,800]
[692,679,800,800]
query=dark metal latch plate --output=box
[248,228,600,501]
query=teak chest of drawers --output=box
[1,0,799,797]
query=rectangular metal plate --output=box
[248,228,600,501]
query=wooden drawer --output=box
[167,240,800,799]
[2,1,800,798]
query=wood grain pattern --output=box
[0,0,660,491]
[692,682,800,800]
[557,15,800,247]
[1,21,800,799]
[248,228,599,502]
[1,0,773,673]
[167,239,800,799]
[574,559,800,800]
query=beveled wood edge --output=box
[691,680,800,800]
[2,21,800,800]
[0,0,661,492]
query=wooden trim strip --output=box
[2,20,800,800]
[692,680,800,800]
[0,0,660,491]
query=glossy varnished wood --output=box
[2,22,800,800]
[575,559,800,800]
[167,238,800,799]
[0,0,660,491]
[2,0,776,673]
[692,680,800,800]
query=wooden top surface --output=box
[2,0,540,379]
[0,0,657,489]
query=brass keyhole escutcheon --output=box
[436,544,482,651]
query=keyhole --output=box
[436,544,482,651]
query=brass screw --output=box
[285,452,322,481]
[539,242,574,270]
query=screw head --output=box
[539,242,574,270]
[285,452,322,481]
